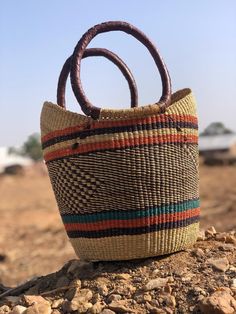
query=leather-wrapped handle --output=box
[70,21,172,119]
[57,48,138,109]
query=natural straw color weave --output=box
[41,88,200,261]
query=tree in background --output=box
[9,133,43,161]
[200,122,234,136]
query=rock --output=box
[62,288,93,313]
[10,306,27,314]
[107,294,122,303]
[51,299,63,309]
[100,310,116,314]
[164,284,172,294]
[64,286,80,301]
[193,287,207,296]
[197,230,206,241]
[160,294,176,308]
[145,303,165,314]
[97,284,109,296]
[216,233,227,242]
[115,273,131,280]
[225,235,236,245]
[23,296,50,307]
[207,257,230,272]
[62,299,92,313]
[88,302,105,314]
[24,303,51,314]
[108,301,132,313]
[144,278,169,291]
[51,311,60,314]
[74,288,93,302]
[205,226,217,237]
[199,289,236,314]
[192,248,205,258]
[231,278,236,288]
[0,305,10,314]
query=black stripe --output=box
[42,121,198,149]
[61,197,199,218]
[66,216,199,239]
[46,142,198,164]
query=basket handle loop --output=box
[70,21,172,119]
[57,48,138,109]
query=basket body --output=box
[41,89,200,261]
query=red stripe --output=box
[42,114,198,142]
[65,208,200,231]
[44,134,198,162]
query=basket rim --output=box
[42,88,192,122]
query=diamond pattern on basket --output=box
[48,157,104,214]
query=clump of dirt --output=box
[0,229,235,314]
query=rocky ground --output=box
[0,164,235,313]
[0,229,235,314]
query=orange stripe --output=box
[44,134,198,162]
[65,208,200,231]
[42,114,198,142]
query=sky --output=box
[0,0,236,146]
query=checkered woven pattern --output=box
[41,88,200,261]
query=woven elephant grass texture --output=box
[40,21,200,261]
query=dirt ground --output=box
[0,164,235,287]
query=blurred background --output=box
[0,0,236,286]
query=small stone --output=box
[144,278,169,291]
[152,269,160,276]
[207,257,229,272]
[143,293,152,302]
[192,248,205,258]
[100,310,116,314]
[23,295,50,307]
[193,287,207,296]
[51,299,63,309]
[62,299,92,313]
[88,302,105,314]
[197,230,206,241]
[164,284,172,294]
[205,226,217,237]
[74,288,93,302]
[145,303,165,314]
[10,306,27,314]
[51,311,60,314]
[115,273,131,280]
[108,301,132,313]
[161,294,176,308]
[216,233,227,242]
[97,284,109,296]
[199,289,236,314]
[64,286,80,301]
[107,294,122,303]
[0,305,10,314]
[231,278,236,288]
[225,235,236,245]
[24,303,51,314]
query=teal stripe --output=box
[62,199,200,224]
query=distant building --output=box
[199,134,236,165]
[0,147,32,174]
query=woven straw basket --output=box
[41,21,200,261]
